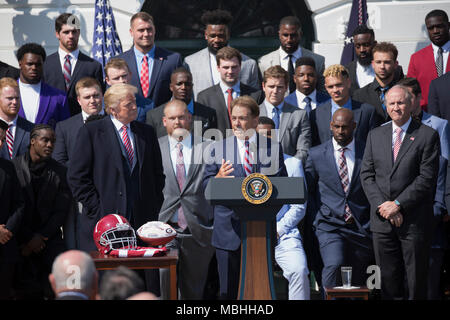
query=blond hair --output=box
[323,64,350,79]
[104,83,137,114]
[0,77,19,92]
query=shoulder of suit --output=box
[431,71,450,86]
[41,81,66,96]
[197,85,217,98]
[411,44,432,58]
[56,113,81,129]
[258,49,278,62]
[155,46,182,59]
[302,47,325,61]
[78,52,102,65]
[184,48,207,62]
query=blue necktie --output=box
[272,106,281,130]
[303,96,312,115]
[380,87,389,111]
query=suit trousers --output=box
[372,229,431,300]
[316,227,374,289]
[275,236,310,300]
[159,233,215,300]
[215,247,241,300]
[428,248,445,300]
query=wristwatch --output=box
[394,199,401,208]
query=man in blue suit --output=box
[43,13,104,116]
[203,96,287,299]
[115,12,183,108]
[309,64,379,146]
[305,108,374,289]
[16,43,70,128]
[284,57,330,115]
[0,78,33,160]
[398,77,449,299]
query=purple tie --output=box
[338,147,353,223]
[175,143,188,230]
[63,54,71,91]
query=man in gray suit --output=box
[258,16,325,93]
[184,9,260,99]
[158,99,215,300]
[258,65,311,162]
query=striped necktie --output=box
[243,140,253,176]
[175,143,188,230]
[121,125,134,167]
[338,147,353,223]
[6,124,14,159]
[436,47,443,77]
[63,54,71,91]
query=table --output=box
[90,249,178,300]
[325,286,370,300]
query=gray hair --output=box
[386,84,413,106]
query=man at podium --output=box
[203,95,287,300]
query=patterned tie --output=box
[227,88,233,125]
[6,124,14,159]
[287,54,295,93]
[175,143,188,230]
[338,147,353,223]
[393,127,403,162]
[436,47,443,77]
[63,54,71,92]
[303,96,312,115]
[140,56,149,97]
[121,125,134,167]
[243,140,253,176]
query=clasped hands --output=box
[0,224,12,245]
[378,201,403,227]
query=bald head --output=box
[163,99,192,139]
[330,108,356,147]
[49,250,98,299]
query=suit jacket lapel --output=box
[102,117,125,172]
[391,120,419,175]
[325,141,346,196]
[13,120,26,158]
[349,141,363,191]
[130,121,145,172]
[279,103,293,140]
[35,83,51,124]
[70,53,85,87]
[149,47,163,97]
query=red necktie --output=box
[175,143,188,230]
[227,88,233,126]
[244,140,253,176]
[121,125,134,166]
[140,56,149,97]
[6,124,14,159]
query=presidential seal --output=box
[241,173,273,204]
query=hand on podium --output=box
[215,159,235,178]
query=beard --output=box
[357,54,372,66]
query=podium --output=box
[205,176,305,300]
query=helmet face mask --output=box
[94,214,138,253]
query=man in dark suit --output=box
[284,57,330,115]
[49,250,98,300]
[197,47,264,140]
[157,99,215,299]
[258,65,311,162]
[16,43,70,127]
[360,85,440,300]
[353,42,403,123]
[0,61,19,80]
[43,13,104,116]
[115,12,183,108]
[0,119,25,300]
[305,108,374,289]
[428,71,450,123]
[203,95,287,299]
[407,9,450,109]
[104,57,153,123]
[346,25,404,95]
[12,124,71,299]
[53,77,103,250]
[147,67,217,138]
[67,83,165,295]
[0,78,34,160]
[310,64,378,146]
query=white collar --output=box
[332,138,355,152]
[392,117,412,134]
[110,114,130,131]
[431,40,450,53]
[295,89,316,103]
[264,99,284,112]
[59,47,79,60]
[279,46,302,60]
[169,133,192,150]
[219,80,240,94]
[236,131,257,147]
[0,115,18,126]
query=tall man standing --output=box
[407,9,450,109]
[43,13,104,116]
[67,83,165,295]
[360,85,440,300]
[258,16,325,93]
[116,12,183,108]
[184,9,260,98]
[0,78,33,160]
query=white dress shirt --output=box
[219,80,241,109]
[391,117,412,148]
[279,46,302,72]
[236,133,257,166]
[432,40,450,73]
[355,60,375,88]
[58,48,79,75]
[110,115,136,167]
[81,109,104,123]
[0,115,17,140]
[332,138,355,184]
[169,133,192,176]
[295,89,318,111]
[19,80,41,123]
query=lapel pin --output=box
[410,137,415,141]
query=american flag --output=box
[340,0,368,66]
[91,0,123,71]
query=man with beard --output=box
[12,124,71,299]
[353,42,402,123]
[407,9,450,110]
[184,9,260,98]
[259,16,325,93]
[346,25,404,95]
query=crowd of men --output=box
[0,7,449,301]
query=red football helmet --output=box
[93,214,137,254]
